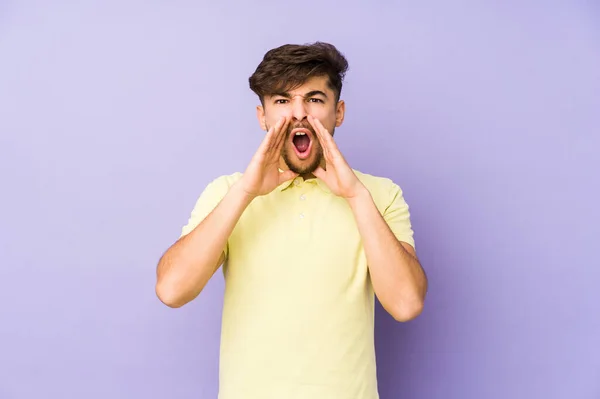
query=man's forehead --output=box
[294,76,329,89]
[280,76,330,95]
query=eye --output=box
[308,98,324,103]
[274,99,289,104]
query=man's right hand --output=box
[239,116,298,198]
[156,117,297,308]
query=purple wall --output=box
[1,2,598,398]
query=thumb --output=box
[278,170,298,184]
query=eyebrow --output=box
[305,90,328,98]
[273,90,328,99]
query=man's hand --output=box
[308,115,427,320]
[309,115,365,199]
[239,116,298,198]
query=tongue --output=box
[293,135,310,152]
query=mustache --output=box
[287,121,315,135]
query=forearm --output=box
[347,186,427,321]
[156,181,254,308]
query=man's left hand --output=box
[308,115,366,200]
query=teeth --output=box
[295,132,306,136]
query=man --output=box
[155,42,427,399]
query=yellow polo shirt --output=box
[180,169,415,399]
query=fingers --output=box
[255,117,289,162]
[272,117,290,154]
[256,118,282,157]
[266,117,288,153]
[307,115,328,142]
[307,115,337,160]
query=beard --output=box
[281,120,330,175]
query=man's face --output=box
[257,75,345,175]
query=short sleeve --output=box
[179,174,239,256]
[382,183,415,250]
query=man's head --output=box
[249,42,349,176]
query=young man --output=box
[155,42,427,399]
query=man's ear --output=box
[335,100,345,127]
[256,105,267,131]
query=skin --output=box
[156,75,427,321]
[255,76,344,178]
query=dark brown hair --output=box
[249,42,349,103]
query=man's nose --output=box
[290,96,307,121]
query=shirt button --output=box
[294,179,301,186]
[299,212,305,219]
[299,195,306,201]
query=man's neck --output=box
[278,158,322,181]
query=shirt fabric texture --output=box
[180,169,415,399]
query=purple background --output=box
[1,1,599,398]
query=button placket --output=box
[299,192,306,219]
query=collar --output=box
[277,169,332,194]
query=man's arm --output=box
[305,115,427,321]
[155,116,295,308]
[347,186,427,322]
[155,181,253,308]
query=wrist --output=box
[230,180,257,206]
[346,184,371,210]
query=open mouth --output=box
[291,128,313,160]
